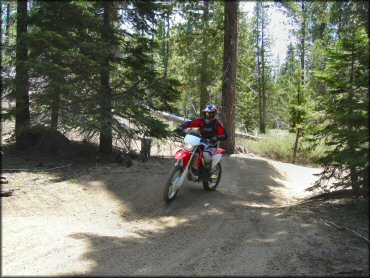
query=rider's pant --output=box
[203,145,216,171]
[203,151,212,170]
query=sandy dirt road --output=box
[2,154,369,276]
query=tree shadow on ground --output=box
[80,155,290,222]
[3,147,368,276]
[61,156,368,276]
[1,142,104,184]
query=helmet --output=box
[202,103,218,122]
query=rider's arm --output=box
[215,120,228,141]
[179,120,193,130]
[184,118,202,128]
[175,118,202,134]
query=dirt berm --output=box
[2,153,369,276]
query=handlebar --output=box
[173,128,186,138]
[173,128,216,145]
[200,138,211,144]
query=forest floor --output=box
[1,141,369,276]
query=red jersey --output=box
[180,117,228,141]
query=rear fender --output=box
[211,148,225,168]
[213,148,225,155]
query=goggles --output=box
[205,112,214,118]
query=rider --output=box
[175,103,228,182]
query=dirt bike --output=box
[163,132,225,203]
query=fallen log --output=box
[150,109,189,123]
[150,109,259,141]
[320,218,370,245]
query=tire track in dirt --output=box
[2,155,368,276]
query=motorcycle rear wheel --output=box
[203,163,222,191]
[163,165,183,203]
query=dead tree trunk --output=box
[140,138,152,161]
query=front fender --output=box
[174,149,191,168]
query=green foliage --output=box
[253,2,275,134]
[1,0,368,189]
[157,1,224,118]
[237,8,258,131]
[274,43,298,131]
[306,2,369,193]
[2,1,181,149]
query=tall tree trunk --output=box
[348,40,359,192]
[261,2,266,134]
[256,2,264,134]
[199,0,209,116]
[220,0,238,154]
[163,11,170,79]
[50,54,63,130]
[5,2,10,45]
[99,2,113,155]
[50,88,60,130]
[337,4,342,39]
[15,0,30,149]
[292,1,306,164]
[367,2,370,39]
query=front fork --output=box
[174,147,198,189]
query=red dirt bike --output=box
[163,132,225,203]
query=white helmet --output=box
[202,103,218,123]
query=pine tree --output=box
[253,1,273,134]
[14,0,30,148]
[165,1,224,118]
[220,0,238,154]
[26,1,94,130]
[199,0,210,115]
[309,2,369,194]
[97,1,114,155]
[278,0,310,163]
[237,10,258,132]
[22,1,180,155]
[274,43,300,130]
[91,1,181,154]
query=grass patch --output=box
[236,129,325,166]
[68,178,79,184]
[288,204,301,212]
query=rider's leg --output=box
[202,151,212,182]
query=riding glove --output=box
[210,137,218,145]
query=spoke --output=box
[168,169,180,198]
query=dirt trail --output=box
[1,153,368,276]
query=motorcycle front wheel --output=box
[163,165,183,203]
[203,163,222,191]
